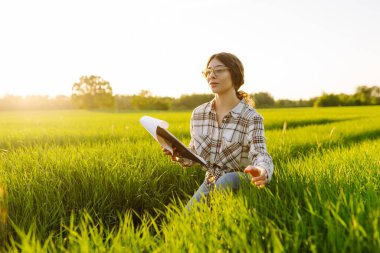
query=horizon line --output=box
[0,89,367,101]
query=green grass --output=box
[0,106,379,252]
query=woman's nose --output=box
[207,70,216,81]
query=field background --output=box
[0,106,379,252]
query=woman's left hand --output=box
[244,166,268,187]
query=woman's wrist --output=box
[177,157,193,167]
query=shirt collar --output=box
[207,100,215,115]
[208,99,247,118]
[230,99,246,118]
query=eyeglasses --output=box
[202,66,230,78]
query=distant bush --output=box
[313,86,380,107]
[1,85,379,111]
[171,94,214,110]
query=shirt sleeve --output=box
[248,114,274,181]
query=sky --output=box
[0,0,379,100]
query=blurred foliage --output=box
[171,93,214,110]
[314,86,380,107]
[1,84,379,111]
[275,98,315,108]
[252,92,275,108]
[71,75,114,109]
[130,90,174,110]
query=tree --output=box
[252,92,275,108]
[354,86,372,105]
[129,90,173,110]
[171,94,214,110]
[71,75,114,109]
[114,95,133,110]
[370,86,380,104]
[354,85,380,105]
[314,93,340,107]
[130,90,152,110]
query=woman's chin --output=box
[210,87,219,93]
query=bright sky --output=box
[0,0,379,100]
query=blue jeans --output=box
[185,172,250,211]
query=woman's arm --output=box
[163,112,196,168]
[246,114,274,184]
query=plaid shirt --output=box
[189,99,274,188]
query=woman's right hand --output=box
[162,147,192,167]
[162,147,180,162]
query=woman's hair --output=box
[206,52,254,107]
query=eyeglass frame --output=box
[202,66,230,78]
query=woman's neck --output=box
[214,89,240,112]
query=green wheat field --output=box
[0,106,379,252]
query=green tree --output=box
[130,90,152,110]
[130,90,173,110]
[252,92,275,108]
[71,75,114,109]
[171,94,214,110]
[354,86,372,105]
[314,93,340,107]
[114,95,133,110]
[354,85,380,105]
[370,86,380,104]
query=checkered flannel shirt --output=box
[188,99,274,188]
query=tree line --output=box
[0,75,379,110]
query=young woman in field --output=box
[164,52,274,210]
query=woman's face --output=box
[206,58,234,95]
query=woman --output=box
[164,52,273,210]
